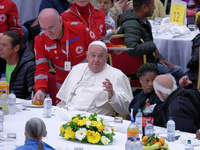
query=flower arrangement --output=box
[59,113,115,145]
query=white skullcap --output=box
[88,41,107,52]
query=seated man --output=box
[118,0,184,83]
[56,41,133,116]
[0,31,35,99]
[153,74,200,133]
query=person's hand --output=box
[113,50,123,55]
[117,0,128,12]
[196,129,200,139]
[112,30,118,35]
[33,90,45,101]
[179,75,192,87]
[102,78,114,99]
[159,60,174,69]
[154,48,160,60]
[30,18,39,28]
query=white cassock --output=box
[56,63,133,116]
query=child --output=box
[15,117,55,150]
[97,0,118,38]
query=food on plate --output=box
[112,45,127,48]
[142,134,169,150]
[32,100,43,106]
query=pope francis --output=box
[56,41,133,116]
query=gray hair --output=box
[25,117,47,150]
[153,74,177,101]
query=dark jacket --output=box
[156,85,200,133]
[129,90,163,126]
[186,34,200,81]
[39,0,70,14]
[118,9,164,64]
[0,48,36,99]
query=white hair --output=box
[88,41,107,52]
[153,74,177,101]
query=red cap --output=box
[146,103,150,106]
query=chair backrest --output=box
[109,35,146,88]
[197,47,200,90]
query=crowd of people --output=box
[0,0,200,148]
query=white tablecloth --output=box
[0,99,200,150]
[153,31,198,73]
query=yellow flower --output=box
[64,127,75,139]
[78,118,90,126]
[111,127,115,133]
[86,130,94,136]
[60,125,65,133]
[87,131,101,144]
[72,117,79,123]
[91,121,102,128]
[98,125,105,132]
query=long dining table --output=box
[0,99,200,150]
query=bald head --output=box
[38,8,63,41]
[153,74,177,101]
[38,8,60,22]
[154,74,174,89]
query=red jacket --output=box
[0,0,23,36]
[34,21,97,97]
[61,3,112,47]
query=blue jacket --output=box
[15,139,55,150]
[39,0,70,14]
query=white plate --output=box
[108,47,134,51]
[21,101,43,108]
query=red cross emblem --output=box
[0,14,6,22]
[75,46,84,54]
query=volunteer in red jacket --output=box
[33,8,97,105]
[0,0,23,37]
[61,0,112,47]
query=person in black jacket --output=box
[0,31,36,99]
[118,0,184,84]
[186,16,200,82]
[129,63,163,126]
[153,74,200,133]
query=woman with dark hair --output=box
[129,63,163,126]
[186,15,200,82]
[0,31,35,99]
[15,117,55,150]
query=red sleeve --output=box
[34,35,49,93]
[8,2,23,37]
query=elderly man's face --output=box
[87,45,108,73]
[39,16,63,40]
[0,35,16,60]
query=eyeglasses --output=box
[40,21,59,32]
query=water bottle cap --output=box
[130,138,134,141]
[0,107,2,110]
[10,90,14,94]
[128,137,132,140]
[147,120,151,124]
[1,74,5,77]
[136,137,140,141]
[131,119,135,123]
[169,116,173,120]
[187,140,191,144]
[146,103,150,106]
[2,90,6,94]
[138,108,141,111]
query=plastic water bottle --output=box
[8,90,16,115]
[135,108,142,135]
[142,103,153,136]
[0,107,4,132]
[43,94,52,118]
[0,74,9,96]
[129,138,136,150]
[145,120,154,137]
[0,90,8,115]
[125,137,131,150]
[136,137,143,150]
[185,140,194,150]
[167,116,175,142]
[127,119,139,140]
